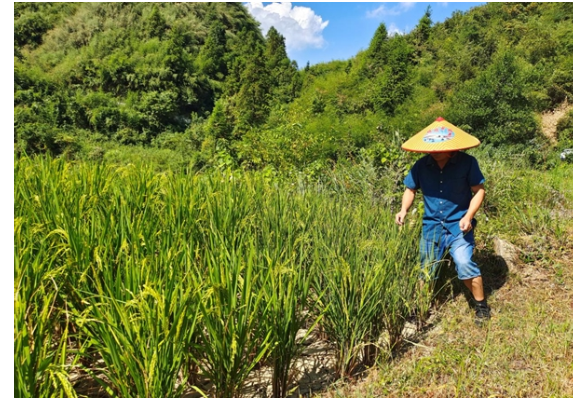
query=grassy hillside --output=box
[15,2,572,173]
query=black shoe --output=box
[474,301,491,326]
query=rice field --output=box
[14,156,429,397]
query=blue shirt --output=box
[403,152,485,239]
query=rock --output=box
[493,236,521,273]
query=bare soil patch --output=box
[540,100,572,143]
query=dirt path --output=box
[540,100,572,143]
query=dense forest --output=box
[14,2,573,172]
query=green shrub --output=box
[446,51,539,146]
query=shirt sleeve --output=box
[403,162,419,190]
[468,156,485,186]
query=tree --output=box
[366,23,389,73]
[447,51,538,145]
[372,34,414,115]
[413,5,432,56]
[145,4,167,39]
[233,45,272,130]
[196,20,228,80]
[264,26,298,103]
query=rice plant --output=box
[253,186,324,398]
[14,160,80,397]
[15,156,430,397]
[310,199,402,378]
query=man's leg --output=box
[448,231,491,324]
[462,275,484,301]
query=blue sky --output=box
[244,2,486,67]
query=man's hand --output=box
[396,210,408,226]
[396,188,416,226]
[459,216,472,232]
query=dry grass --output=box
[318,233,573,398]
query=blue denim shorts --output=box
[419,229,481,281]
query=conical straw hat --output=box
[401,117,480,153]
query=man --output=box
[395,117,491,325]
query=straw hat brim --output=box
[401,118,480,153]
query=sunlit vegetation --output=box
[14,2,573,397]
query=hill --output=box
[14,2,572,172]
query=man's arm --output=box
[395,188,417,225]
[459,183,485,232]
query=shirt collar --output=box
[426,151,461,167]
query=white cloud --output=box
[244,2,329,51]
[366,5,387,19]
[387,23,405,36]
[366,2,416,18]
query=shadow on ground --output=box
[426,247,510,308]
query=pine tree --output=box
[145,4,166,39]
[196,20,228,80]
[413,5,432,56]
[367,23,389,70]
[264,26,298,103]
